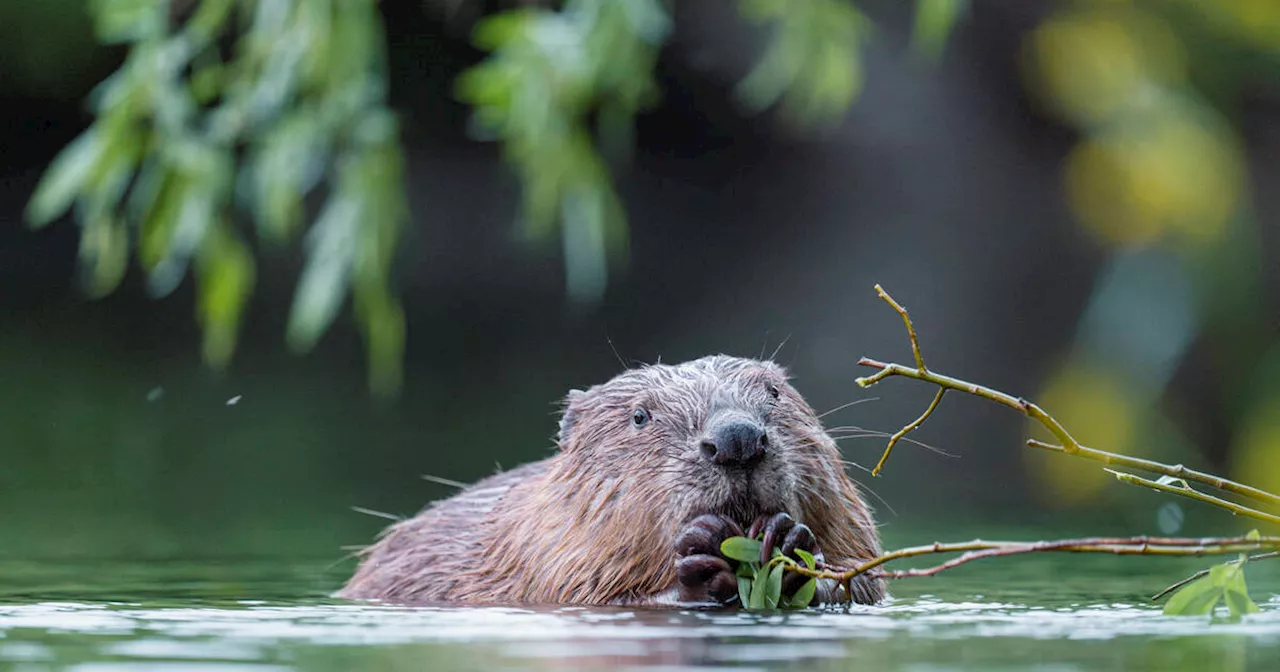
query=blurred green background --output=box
[1,0,1278,571]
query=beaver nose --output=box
[700,421,768,468]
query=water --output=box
[2,554,1278,671]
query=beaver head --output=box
[452,354,881,605]
[556,355,859,534]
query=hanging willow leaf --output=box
[249,113,326,242]
[78,212,130,298]
[90,0,167,43]
[27,130,106,228]
[286,193,359,353]
[195,224,256,369]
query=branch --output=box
[1028,439,1280,509]
[857,358,1083,456]
[872,388,945,476]
[787,535,1280,585]
[856,285,1280,517]
[1104,469,1280,526]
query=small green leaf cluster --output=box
[720,535,818,610]
[735,0,871,127]
[456,0,670,304]
[1164,530,1263,619]
[27,0,407,393]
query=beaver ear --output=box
[557,389,587,447]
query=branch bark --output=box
[788,535,1280,584]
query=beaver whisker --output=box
[764,334,791,362]
[837,458,873,474]
[605,335,631,370]
[844,475,898,517]
[827,429,955,458]
[816,397,880,419]
[421,474,470,489]
[349,506,404,521]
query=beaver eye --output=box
[768,384,780,399]
[632,407,651,428]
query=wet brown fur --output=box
[339,355,884,606]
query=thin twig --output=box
[856,358,1082,455]
[789,535,1280,585]
[872,388,945,476]
[1150,552,1280,601]
[874,283,926,373]
[1104,469,1280,526]
[1028,439,1280,509]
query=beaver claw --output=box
[749,512,823,598]
[674,514,744,605]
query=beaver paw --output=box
[673,514,744,605]
[749,512,823,599]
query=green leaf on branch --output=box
[737,575,753,606]
[721,537,764,564]
[784,578,818,609]
[1164,560,1259,618]
[765,561,785,609]
[747,568,768,609]
[1156,475,1192,489]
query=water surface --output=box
[2,553,1277,671]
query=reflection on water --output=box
[0,557,1278,670]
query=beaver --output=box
[339,355,884,607]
